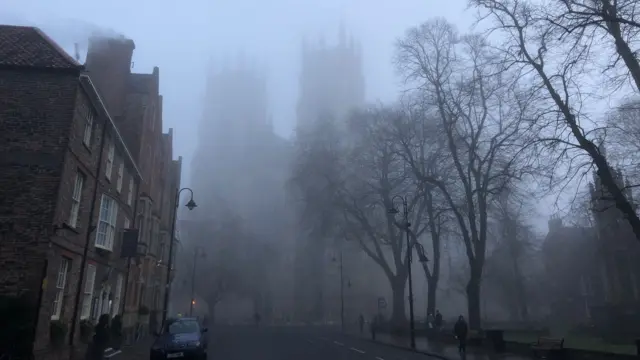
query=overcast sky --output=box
[1,0,475,179]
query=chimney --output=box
[84,36,136,117]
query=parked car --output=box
[150,317,208,360]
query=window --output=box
[68,172,84,228]
[112,274,124,316]
[95,195,118,251]
[51,258,70,320]
[116,162,124,193]
[105,141,115,181]
[127,179,134,206]
[81,264,96,319]
[83,109,94,147]
[124,217,130,229]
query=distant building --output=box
[189,58,293,323]
[0,25,141,358]
[543,170,640,337]
[293,25,366,323]
[83,35,181,337]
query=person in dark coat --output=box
[453,315,468,354]
[358,314,365,334]
[110,315,123,350]
[434,310,443,330]
[90,314,111,360]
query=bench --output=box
[531,337,564,359]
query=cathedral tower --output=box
[293,26,366,322]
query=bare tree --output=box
[195,214,249,320]
[388,100,449,318]
[472,0,640,241]
[290,106,433,327]
[395,18,535,329]
[337,106,432,327]
[544,0,640,92]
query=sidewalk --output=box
[350,331,533,360]
[116,337,154,360]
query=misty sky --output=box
[6,0,568,233]
[1,0,475,185]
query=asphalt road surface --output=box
[209,325,440,360]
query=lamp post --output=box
[389,195,416,350]
[332,250,345,332]
[413,242,430,316]
[162,188,197,326]
[189,247,206,316]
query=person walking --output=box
[453,315,468,355]
[435,310,443,331]
[358,314,364,334]
[88,314,110,360]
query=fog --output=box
[5,0,640,343]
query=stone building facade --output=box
[0,25,142,358]
[543,171,640,338]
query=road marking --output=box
[349,347,365,354]
[334,341,344,346]
[376,357,384,360]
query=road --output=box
[208,325,441,360]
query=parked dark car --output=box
[150,318,208,360]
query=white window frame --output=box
[105,141,115,181]
[51,258,70,320]
[124,217,131,229]
[68,172,84,228]
[116,162,124,193]
[95,195,118,251]
[83,109,94,147]
[112,274,124,316]
[80,264,97,319]
[127,179,134,206]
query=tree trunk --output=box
[426,277,437,316]
[390,277,407,328]
[466,271,482,330]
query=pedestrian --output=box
[254,312,261,326]
[453,315,468,355]
[88,314,110,360]
[358,314,364,334]
[427,312,435,330]
[435,310,443,331]
[110,315,123,350]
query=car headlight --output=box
[188,341,201,348]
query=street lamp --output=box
[332,251,345,332]
[162,187,197,326]
[389,195,416,350]
[190,247,206,316]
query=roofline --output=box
[79,74,143,181]
[32,27,84,69]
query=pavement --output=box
[355,332,532,360]
[116,325,532,360]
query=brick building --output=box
[83,35,181,336]
[0,25,142,358]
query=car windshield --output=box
[165,320,200,335]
